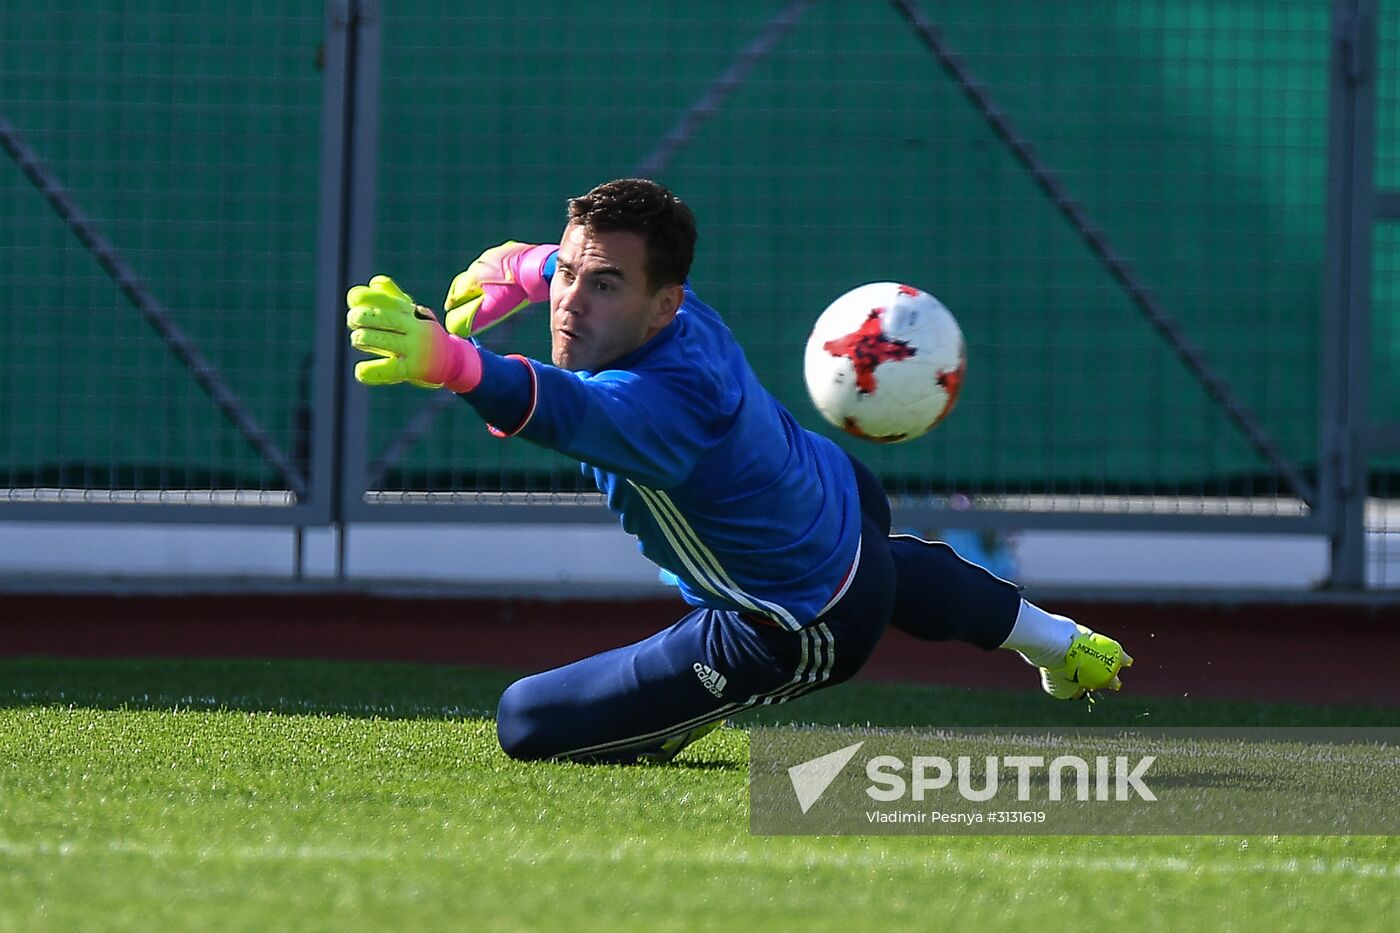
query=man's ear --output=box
[651,283,684,330]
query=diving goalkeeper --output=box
[346,178,1132,763]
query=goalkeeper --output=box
[347,178,1132,763]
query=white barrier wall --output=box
[0,522,1335,591]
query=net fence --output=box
[0,2,323,500]
[1,0,1395,585]
[366,0,1340,518]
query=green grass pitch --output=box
[2,657,1396,931]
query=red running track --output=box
[3,593,1398,709]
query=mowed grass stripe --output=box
[2,832,1397,881]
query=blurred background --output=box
[1,0,1396,595]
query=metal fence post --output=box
[333,0,383,539]
[1321,0,1379,588]
[312,0,381,572]
[311,0,356,532]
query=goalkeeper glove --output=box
[346,275,482,392]
[443,241,556,338]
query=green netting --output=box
[2,0,1393,509]
[367,0,1345,499]
[0,2,323,491]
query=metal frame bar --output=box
[1320,0,1378,587]
[344,489,1324,534]
[889,506,1320,536]
[337,0,385,525]
[304,0,362,530]
[0,499,316,525]
[341,481,1331,529]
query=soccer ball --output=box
[803,282,965,443]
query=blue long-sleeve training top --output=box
[461,283,862,631]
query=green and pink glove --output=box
[443,241,556,338]
[346,275,481,392]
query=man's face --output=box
[549,224,682,371]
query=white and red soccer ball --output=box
[803,282,965,444]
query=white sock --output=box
[999,599,1082,669]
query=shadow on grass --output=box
[3,655,1395,730]
[0,656,517,721]
[0,657,750,772]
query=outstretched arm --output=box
[348,270,719,488]
[463,351,725,489]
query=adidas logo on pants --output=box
[693,662,727,698]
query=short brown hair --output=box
[566,178,697,292]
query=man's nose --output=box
[557,281,588,316]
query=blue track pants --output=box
[495,457,1021,763]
